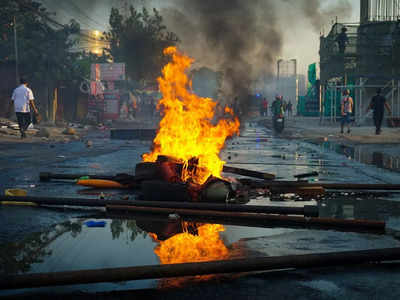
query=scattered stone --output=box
[86,140,93,148]
[8,124,19,130]
[35,128,51,138]
[168,213,180,220]
[63,127,77,135]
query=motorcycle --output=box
[273,114,285,133]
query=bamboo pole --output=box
[39,172,117,182]
[240,180,400,191]
[107,205,385,232]
[2,248,400,290]
[222,166,275,180]
[0,196,318,217]
[293,171,319,180]
[39,172,400,191]
[225,162,344,168]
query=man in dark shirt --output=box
[367,88,392,135]
[336,27,349,54]
[287,101,293,117]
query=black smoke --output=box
[162,0,282,104]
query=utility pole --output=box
[13,15,19,85]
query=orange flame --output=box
[151,224,229,265]
[142,47,240,184]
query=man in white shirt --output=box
[11,78,38,139]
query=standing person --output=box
[271,95,285,133]
[367,88,392,135]
[287,100,293,117]
[10,78,38,139]
[261,98,268,116]
[271,95,284,118]
[336,27,349,54]
[233,96,242,116]
[340,89,354,134]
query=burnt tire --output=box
[135,162,161,181]
[141,180,191,202]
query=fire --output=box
[142,47,240,184]
[151,223,229,265]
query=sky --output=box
[40,0,362,76]
[279,0,360,75]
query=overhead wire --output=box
[13,0,108,79]
[56,0,108,29]
[16,0,107,44]
[40,0,99,31]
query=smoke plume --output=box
[161,0,282,102]
[162,0,352,103]
[285,0,353,32]
[41,0,353,102]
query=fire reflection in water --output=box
[149,222,230,287]
[150,223,229,264]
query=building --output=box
[319,0,400,122]
[277,59,298,112]
[297,74,307,97]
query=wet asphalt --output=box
[1,124,400,299]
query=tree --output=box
[0,0,90,82]
[103,6,179,86]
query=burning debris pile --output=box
[135,46,241,203]
[142,47,240,185]
[136,156,235,203]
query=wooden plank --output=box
[2,248,400,290]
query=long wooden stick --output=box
[40,172,400,191]
[0,196,318,217]
[107,205,385,232]
[222,166,275,180]
[2,248,400,290]
[240,180,400,191]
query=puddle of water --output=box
[2,124,400,296]
[319,141,400,173]
[2,211,400,296]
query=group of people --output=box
[340,88,392,135]
[5,78,395,139]
[260,97,293,117]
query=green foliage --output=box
[110,219,144,241]
[0,0,95,81]
[103,6,179,85]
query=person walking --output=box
[10,78,38,139]
[261,98,268,117]
[340,89,354,134]
[367,88,392,135]
[272,95,284,118]
[287,100,293,117]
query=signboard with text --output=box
[91,63,126,81]
[103,91,120,120]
